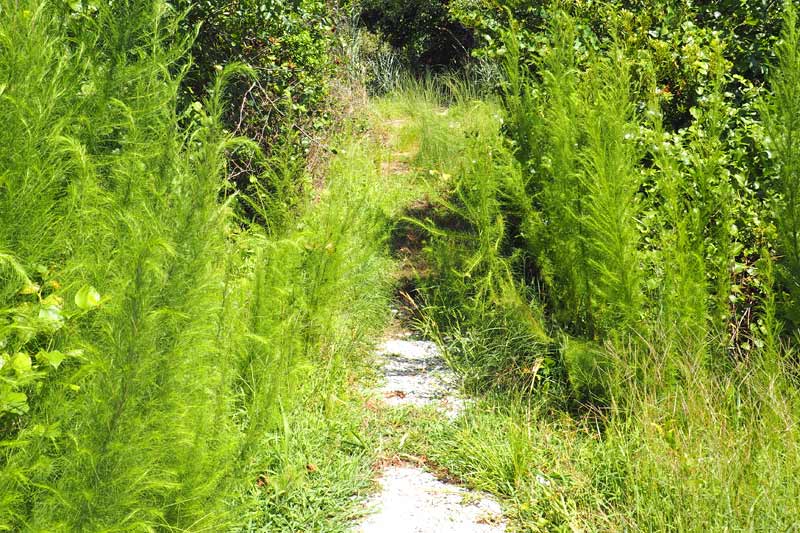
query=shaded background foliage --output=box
[177,0,333,123]
[172,0,336,222]
[359,0,475,68]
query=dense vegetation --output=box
[384,0,800,529]
[0,1,397,529]
[2,0,800,530]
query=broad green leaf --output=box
[37,350,66,369]
[0,391,28,415]
[11,353,32,375]
[75,285,101,310]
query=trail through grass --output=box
[4,3,797,526]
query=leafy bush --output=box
[172,0,336,211]
[178,0,333,122]
[451,0,796,128]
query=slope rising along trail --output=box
[354,106,506,533]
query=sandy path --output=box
[355,333,505,533]
[376,335,464,417]
[356,464,504,533]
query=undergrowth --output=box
[0,1,402,530]
[4,0,800,530]
[382,4,800,529]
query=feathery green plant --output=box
[763,0,800,329]
[647,106,710,373]
[525,14,593,333]
[6,2,247,528]
[1,2,399,530]
[682,38,739,347]
[577,44,644,333]
[500,25,540,167]
[1,1,282,529]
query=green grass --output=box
[234,101,435,532]
[239,387,381,531]
[377,373,800,532]
[4,1,800,531]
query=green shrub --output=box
[561,337,610,404]
[178,0,333,123]
[451,0,796,127]
[171,0,336,219]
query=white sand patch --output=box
[355,332,505,532]
[374,336,466,418]
[356,465,505,533]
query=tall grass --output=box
[0,1,396,530]
[234,133,397,531]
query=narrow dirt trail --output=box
[353,110,506,533]
[355,331,506,533]
[375,335,463,416]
